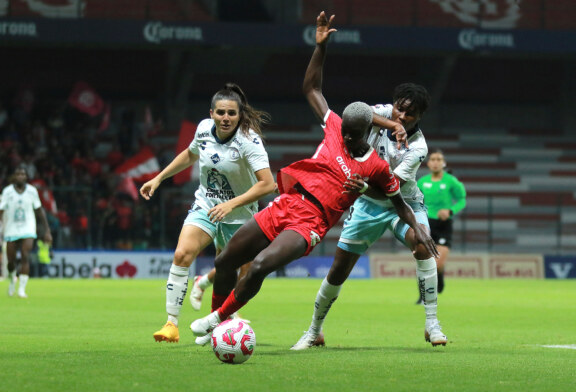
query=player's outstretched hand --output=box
[140,177,161,200]
[316,11,337,45]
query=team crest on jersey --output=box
[229,148,240,160]
[210,153,220,164]
[430,0,520,28]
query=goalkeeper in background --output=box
[417,149,467,302]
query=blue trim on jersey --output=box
[211,124,238,144]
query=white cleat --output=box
[18,290,28,299]
[425,320,447,346]
[195,332,213,346]
[190,311,221,337]
[290,330,325,351]
[189,275,204,311]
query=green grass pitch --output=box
[1,278,575,391]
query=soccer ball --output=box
[211,318,256,364]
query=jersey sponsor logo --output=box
[419,155,425,162]
[206,168,235,200]
[252,137,260,145]
[197,132,209,138]
[210,153,220,164]
[336,156,352,178]
[378,146,385,159]
[200,141,207,150]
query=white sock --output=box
[18,274,29,292]
[416,258,438,321]
[198,274,212,290]
[309,278,342,334]
[166,264,190,325]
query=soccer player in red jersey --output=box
[191,11,438,338]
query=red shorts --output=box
[254,189,329,256]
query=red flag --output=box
[114,146,160,183]
[173,120,197,185]
[68,81,105,116]
[116,175,139,201]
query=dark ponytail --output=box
[211,83,270,139]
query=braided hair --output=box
[392,83,430,117]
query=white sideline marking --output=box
[541,345,576,350]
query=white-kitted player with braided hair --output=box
[291,19,447,350]
[141,83,276,344]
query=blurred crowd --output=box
[0,87,188,251]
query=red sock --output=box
[211,293,228,312]
[217,290,247,320]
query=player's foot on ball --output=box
[153,321,179,343]
[190,311,221,337]
[189,275,204,311]
[290,330,325,351]
[195,332,213,346]
[425,320,447,346]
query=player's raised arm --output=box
[303,11,337,123]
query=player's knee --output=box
[413,243,433,260]
[172,248,195,267]
[247,255,274,281]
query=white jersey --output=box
[0,184,42,240]
[189,118,270,224]
[364,103,428,208]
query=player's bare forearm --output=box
[303,12,335,123]
[303,44,329,122]
[35,208,52,242]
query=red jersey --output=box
[278,110,400,227]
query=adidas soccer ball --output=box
[211,319,256,364]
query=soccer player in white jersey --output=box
[292,81,449,349]
[0,166,52,298]
[140,83,275,344]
